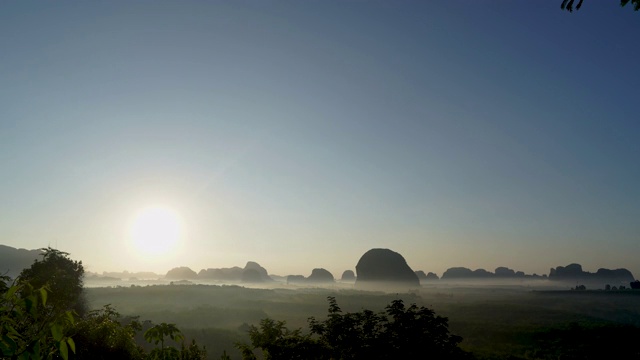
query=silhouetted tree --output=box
[180,339,208,360]
[561,0,640,12]
[237,318,324,360]
[238,297,471,359]
[145,323,184,359]
[0,248,86,359]
[70,304,145,360]
[18,247,87,316]
[144,322,206,360]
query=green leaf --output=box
[6,324,20,337]
[24,296,35,315]
[66,337,76,354]
[39,288,47,307]
[65,311,75,325]
[0,334,18,355]
[51,323,63,342]
[31,340,41,360]
[59,340,69,360]
[11,307,23,318]
[6,285,18,299]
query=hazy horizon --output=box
[3,241,636,281]
[2,2,638,278]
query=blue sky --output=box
[1,1,638,277]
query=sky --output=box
[1,1,639,278]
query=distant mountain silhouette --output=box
[197,261,272,282]
[97,270,160,280]
[495,267,516,277]
[243,261,273,282]
[284,269,334,284]
[415,270,439,281]
[269,274,287,282]
[84,274,121,282]
[165,266,198,280]
[415,270,427,280]
[441,266,544,280]
[198,266,243,281]
[441,267,474,279]
[307,268,334,283]
[340,270,356,281]
[241,269,264,283]
[549,263,634,283]
[355,248,419,288]
[0,245,42,279]
[473,269,492,277]
[286,275,306,284]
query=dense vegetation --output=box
[237,296,471,359]
[0,249,206,360]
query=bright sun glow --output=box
[129,206,182,258]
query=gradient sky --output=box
[1,1,639,278]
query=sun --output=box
[129,206,183,258]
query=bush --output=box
[238,296,473,360]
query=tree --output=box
[309,297,469,359]
[18,248,87,316]
[238,297,472,360]
[0,276,76,360]
[179,339,208,360]
[237,318,324,360]
[144,322,206,360]
[1,248,86,360]
[561,0,640,12]
[70,304,145,360]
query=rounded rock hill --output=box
[355,248,419,287]
[307,268,335,283]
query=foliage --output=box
[561,0,640,12]
[69,304,144,360]
[0,278,76,360]
[0,275,11,295]
[237,318,324,360]
[18,248,86,316]
[621,0,640,10]
[144,323,206,360]
[238,296,472,360]
[179,340,208,360]
[144,323,184,350]
[4,251,214,360]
